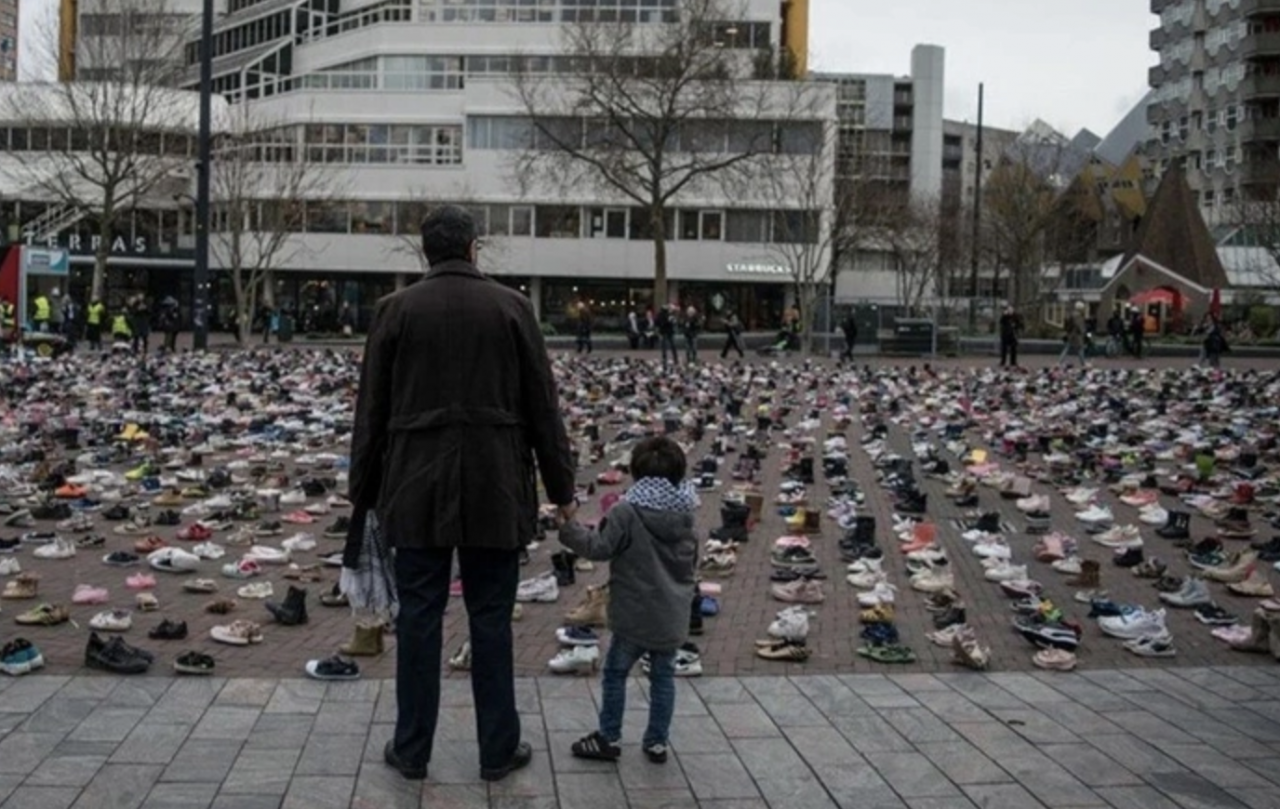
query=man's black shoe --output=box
[480,741,532,782]
[383,740,427,781]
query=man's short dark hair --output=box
[630,436,686,485]
[420,205,477,267]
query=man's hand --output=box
[556,503,578,526]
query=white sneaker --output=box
[1159,577,1212,607]
[911,571,955,593]
[280,490,308,506]
[846,557,883,574]
[1066,487,1098,506]
[1015,494,1051,513]
[0,557,21,575]
[88,609,132,632]
[1123,633,1176,657]
[961,529,1000,544]
[673,648,704,677]
[1092,525,1142,548]
[1138,506,1169,526]
[281,533,317,553]
[237,582,274,599]
[192,542,225,560]
[846,567,885,588]
[1099,607,1167,640]
[984,563,1028,582]
[905,547,947,564]
[33,538,76,560]
[857,581,897,607]
[517,574,560,603]
[1076,505,1114,524]
[245,546,290,565]
[548,645,599,674]
[768,605,810,641]
[1052,556,1083,574]
[972,538,1012,560]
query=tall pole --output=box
[193,0,214,351]
[967,82,984,332]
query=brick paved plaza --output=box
[2,667,1280,809]
[2,350,1279,808]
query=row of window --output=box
[0,126,195,156]
[209,201,819,244]
[1157,105,1246,143]
[466,116,823,155]
[298,45,770,91]
[418,0,680,24]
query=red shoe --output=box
[282,510,315,525]
[177,523,213,542]
[1232,483,1255,506]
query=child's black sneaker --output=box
[643,742,669,764]
[571,731,621,762]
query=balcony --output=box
[1240,117,1280,140]
[1242,73,1280,98]
[1242,32,1280,59]
[1241,0,1280,17]
[1151,0,1176,12]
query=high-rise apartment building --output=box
[814,44,946,203]
[1147,0,1280,212]
[0,0,18,82]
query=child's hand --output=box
[556,503,579,526]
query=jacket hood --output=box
[630,504,696,546]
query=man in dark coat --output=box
[346,206,576,783]
[998,304,1023,368]
[840,310,857,363]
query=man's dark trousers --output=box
[394,546,521,771]
[1000,338,1018,367]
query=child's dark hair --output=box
[630,436,686,485]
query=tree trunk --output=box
[651,205,668,308]
[91,211,113,302]
[799,282,818,358]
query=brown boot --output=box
[339,621,384,657]
[802,510,821,535]
[564,584,608,627]
[1066,560,1100,589]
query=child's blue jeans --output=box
[598,635,676,748]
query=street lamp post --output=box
[193,0,214,350]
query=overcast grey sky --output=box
[19,0,1155,137]
[810,0,1154,138]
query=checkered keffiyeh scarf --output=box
[625,477,699,513]
[339,510,399,619]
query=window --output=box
[1227,105,1239,131]
[769,211,819,244]
[1203,189,1216,207]
[510,206,533,236]
[586,208,628,238]
[701,211,722,240]
[305,201,348,233]
[725,210,768,243]
[535,206,581,238]
[350,201,393,233]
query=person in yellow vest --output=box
[32,292,52,333]
[110,311,132,349]
[85,298,106,351]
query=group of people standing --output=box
[998,301,1230,368]
[9,289,180,355]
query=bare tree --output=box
[0,0,194,300]
[884,197,946,315]
[757,119,841,357]
[209,108,340,344]
[509,0,821,307]
[380,192,510,276]
[982,135,1083,325]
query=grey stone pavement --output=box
[1,668,1280,809]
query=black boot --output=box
[266,586,309,626]
[551,552,576,587]
[798,457,815,485]
[1156,511,1190,540]
[709,501,751,543]
[689,593,704,636]
[967,512,1001,533]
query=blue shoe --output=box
[555,626,599,646]
[0,639,41,676]
[699,596,720,617]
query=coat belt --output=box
[388,406,522,433]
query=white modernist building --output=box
[165,0,835,331]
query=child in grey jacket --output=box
[557,436,699,764]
